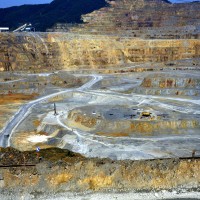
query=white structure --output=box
[0,27,9,32]
[13,24,27,32]
[13,23,35,32]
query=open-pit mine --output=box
[0,0,200,199]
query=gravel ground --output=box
[0,190,200,200]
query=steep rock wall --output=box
[76,0,200,38]
[0,33,199,72]
[0,0,200,72]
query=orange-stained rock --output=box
[0,33,199,72]
[1,148,200,192]
[78,172,113,190]
[47,173,73,187]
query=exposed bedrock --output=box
[0,147,200,193]
[134,73,200,96]
[0,33,200,72]
[0,72,88,95]
[67,105,200,136]
[1,0,200,72]
[77,0,200,38]
[141,75,200,89]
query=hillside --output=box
[76,0,200,37]
[0,0,107,31]
[0,0,200,199]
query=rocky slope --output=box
[0,0,200,72]
[0,1,200,197]
[0,147,200,194]
[76,0,200,38]
[0,33,199,72]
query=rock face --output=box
[0,0,200,72]
[0,72,86,95]
[77,0,200,38]
[67,104,200,137]
[0,1,200,197]
[135,73,200,96]
[0,33,199,72]
[0,147,200,193]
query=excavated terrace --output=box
[0,0,200,198]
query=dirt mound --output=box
[0,147,82,166]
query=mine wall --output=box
[0,33,200,72]
[0,0,200,72]
[0,147,200,193]
[0,0,200,197]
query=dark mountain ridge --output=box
[0,0,107,31]
[0,0,197,32]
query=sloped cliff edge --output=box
[0,33,200,72]
[0,147,200,194]
[0,0,200,72]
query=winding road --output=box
[0,71,199,160]
[0,74,102,147]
